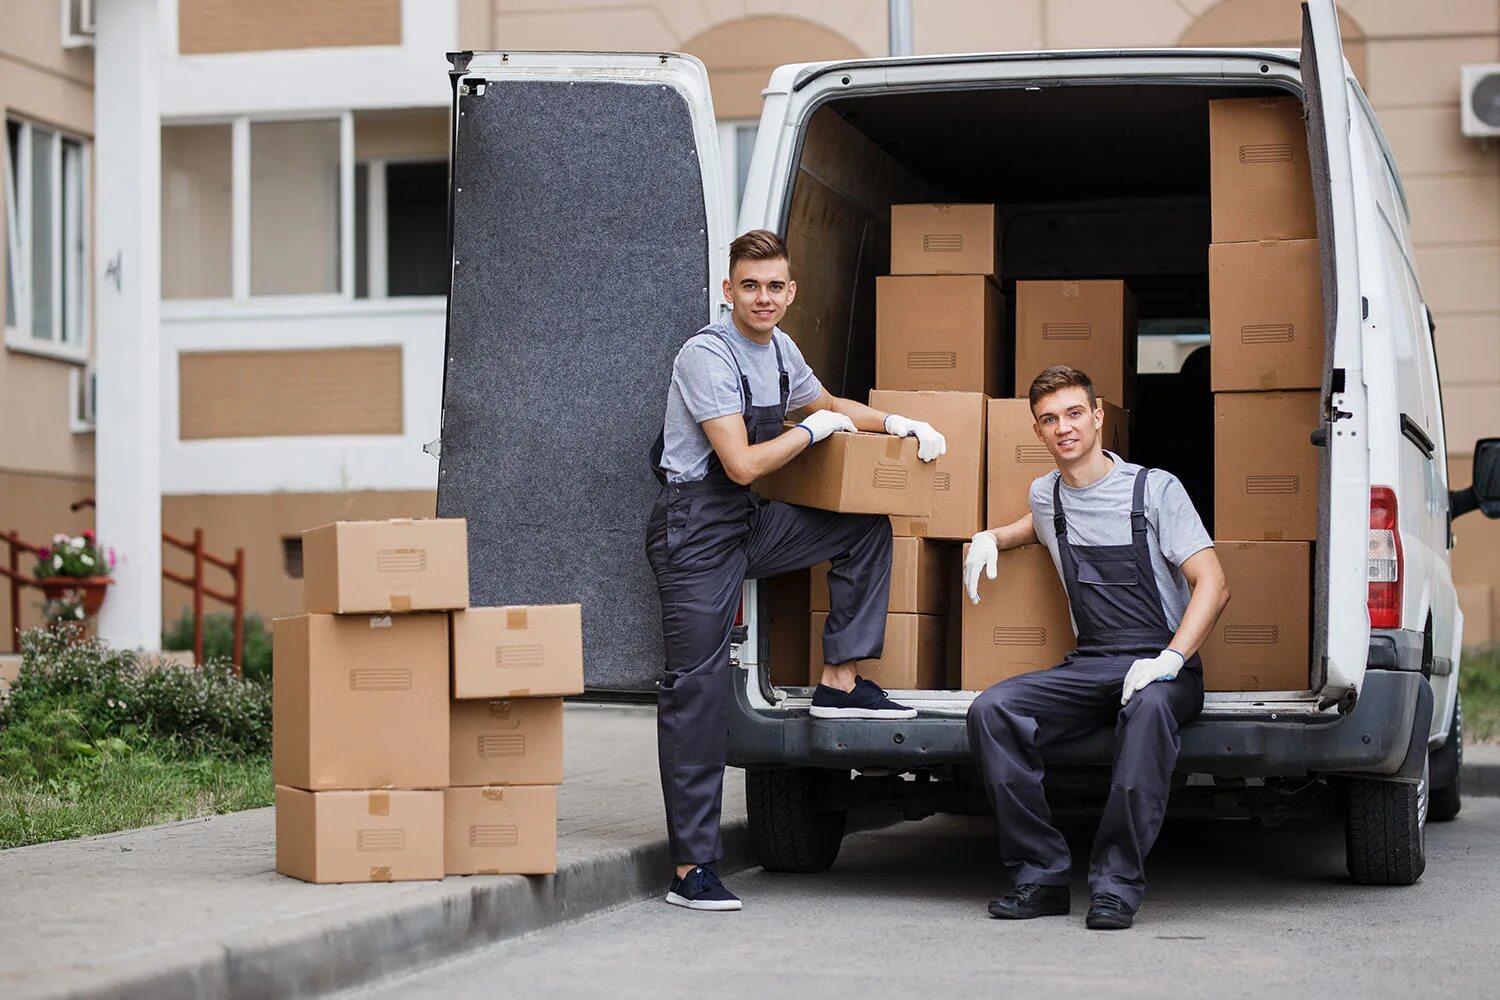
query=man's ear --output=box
[1032,421,1043,441]
[785,278,797,305]
[722,277,733,303]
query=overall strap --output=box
[771,334,790,413]
[1052,474,1067,539]
[1130,468,1150,540]
[709,326,755,415]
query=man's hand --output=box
[883,414,947,462]
[796,409,856,444]
[1121,649,1185,705]
[963,531,999,605]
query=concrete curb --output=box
[69,821,755,1000]
[1462,760,1500,798]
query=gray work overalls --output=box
[967,467,1205,909]
[646,325,893,865]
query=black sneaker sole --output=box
[665,891,742,911]
[1085,912,1134,930]
[988,901,1071,919]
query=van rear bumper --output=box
[728,669,1427,778]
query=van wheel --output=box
[1429,696,1463,823]
[1344,754,1428,886]
[745,767,846,873]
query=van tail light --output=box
[734,590,745,628]
[1368,486,1403,629]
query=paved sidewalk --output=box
[0,705,747,1000]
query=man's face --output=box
[723,257,796,336]
[1032,386,1102,463]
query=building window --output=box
[716,120,759,223]
[4,117,88,358]
[162,124,233,299]
[251,119,342,296]
[354,159,448,299]
[282,537,304,579]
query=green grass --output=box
[1460,644,1500,744]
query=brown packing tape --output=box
[368,792,390,816]
[369,866,393,881]
[506,608,529,629]
[910,520,928,537]
[390,594,412,612]
[885,436,903,460]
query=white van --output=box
[437,0,1500,886]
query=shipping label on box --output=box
[1210,239,1324,391]
[753,431,935,516]
[870,389,988,539]
[302,518,469,615]
[1201,541,1310,692]
[875,276,1005,395]
[450,697,565,787]
[890,203,999,276]
[986,398,1129,525]
[451,604,585,700]
[961,543,1074,690]
[1209,96,1317,244]
[1015,280,1137,410]
[275,786,444,884]
[809,535,950,616]
[1214,391,1319,540]
[273,613,449,791]
[809,612,945,690]
[445,785,558,876]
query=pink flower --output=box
[82,529,95,542]
[38,547,50,559]
[107,547,117,568]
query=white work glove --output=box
[963,531,999,605]
[883,414,947,462]
[1121,649,1186,705]
[796,409,857,444]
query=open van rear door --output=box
[437,52,729,695]
[1302,1,1371,698]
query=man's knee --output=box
[968,681,1027,731]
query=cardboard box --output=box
[870,389,988,539]
[302,518,469,615]
[1015,280,1137,409]
[451,604,585,700]
[890,203,999,276]
[1200,541,1311,692]
[809,612,945,690]
[986,398,1130,525]
[1214,391,1320,540]
[275,786,443,884]
[809,536,949,616]
[875,276,1004,395]
[450,697,564,787]
[1210,239,1324,391]
[961,543,1073,690]
[445,785,558,876]
[273,613,449,791]
[1209,96,1317,244]
[767,569,812,688]
[753,431,935,516]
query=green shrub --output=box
[1459,644,1500,743]
[162,609,274,684]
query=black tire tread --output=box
[745,767,846,874]
[1429,695,1462,823]
[1345,777,1426,886]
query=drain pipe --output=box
[888,0,913,57]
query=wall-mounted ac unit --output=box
[63,0,95,49]
[1461,64,1500,138]
[70,364,96,433]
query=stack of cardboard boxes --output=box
[273,518,582,884]
[1201,95,1320,693]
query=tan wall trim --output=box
[354,109,449,161]
[178,347,404,440]
[178,0,401,56]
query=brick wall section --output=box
[178,0,401,55]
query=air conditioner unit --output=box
[1461,63,1500,138]
[70,364,96,433]
[62,0,95,48]
[78,0,96,33]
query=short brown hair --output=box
[729,229,790,276]
[1028,366,1098,413]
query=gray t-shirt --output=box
[1029,453,1213,634]
[658,318,823,483]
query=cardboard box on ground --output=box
[753,431,934,516]
[870,389,988,540]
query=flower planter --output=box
[38,576,114,616]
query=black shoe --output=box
[1085,892,1136,930]
[665,866,742,911]
[809,676,917,720]
[987,882,1071,919]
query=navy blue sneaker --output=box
[666,866,742,911]
[809,677,917,720]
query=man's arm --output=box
[1165,547,1231,660]
[700,409,854,486]
[801,388,888,433]
[980,513,1038,550]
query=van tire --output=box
[745,767,846,874]
[1344,758,1427,886]
[1429,696,1462,823]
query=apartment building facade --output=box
[3,0,1497,646]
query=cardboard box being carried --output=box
[870,389,988,539]
[451,604,585,700]
[1214,391,1319,540]
[1200,541,1311,692]
[302,518,469,615]
[986,398,1130,525]
[810,535,950,616]
[875,276,1005,395]
[1015,280,1137,410]
[753,431,935,517]
[890,203,999,276]
[961,542,1073,691]
[275,786,444,884]
[450,697,565,787]
[1210,238,1323,391]
[273,612,449,791]
[445,785,558,876]
[809,612,944,690]
[1209,96,1317,244]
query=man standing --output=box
[963,366,1229,929]
[647,229,946,911]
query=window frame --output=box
[4,116,91,365]
[354,153,449,301]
